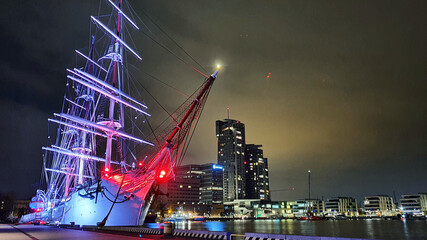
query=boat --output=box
[298,211,323,221]
[333,214,348,220]
[192,216,206,221]
[19,0,218,227]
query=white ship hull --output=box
[20,179,154,226]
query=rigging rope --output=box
[126,67,177,122]
[177,85,211,167]
[125,1,208,75]
[139,29,209,78]
[135,5,208,74]
[99,171,126,227]
[129,64,190,98]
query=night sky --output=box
[1,0,426,202]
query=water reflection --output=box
[281,219,295,235]
[365,219,375,239]
[168,219,426,240]
[204,221,225,231]
[145,223,162,229]
[402,219,408,237]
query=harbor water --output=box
[147,219,427,240]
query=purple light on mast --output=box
[71,68,148,110]
[66,75,150,116]
[91,16,142,60]
[106,0,139,30]
[75,50,107,72]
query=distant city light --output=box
[213,164,223,170]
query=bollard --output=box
[163,222,174,235]
[230,233,245,240]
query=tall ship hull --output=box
[21,179,153,226]
[20,0,217,226]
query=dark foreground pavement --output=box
[0,224,177,240]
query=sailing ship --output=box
[20,0,217,226]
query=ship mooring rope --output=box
[99,171,126,227]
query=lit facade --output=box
[216,119,246,201]
[200,163,224,205]
[224,199,286,218]
[400,193,427,216]
[364,195,396,216]
[325,197,358,217]
[294,199,325,217]
[165,204,213,219]
[166,165,202,204]
[284,201,298,218]
[245,144,270,200]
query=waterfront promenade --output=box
[1,223,372,240]
[0,224,157,240]
[2,219,426,240]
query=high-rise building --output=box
[200,163,224,205]
[166,165,202,204]
[216,119,246,201]
[245,144,270,200]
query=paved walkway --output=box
[0,224,157,240]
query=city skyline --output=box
[0,0,426,202]
[160,161,426,204]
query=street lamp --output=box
[308,170,311,201]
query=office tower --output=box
[200,163,224,204]
[216,119,246,201]
[166,165,202,204]
[245,144,271,200]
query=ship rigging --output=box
[20,0,218,226]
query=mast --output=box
[142,70,218,180]
[77,36,96,185]
[104,0,122,173]
[166,70,218,145]
[41,0,149,202]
